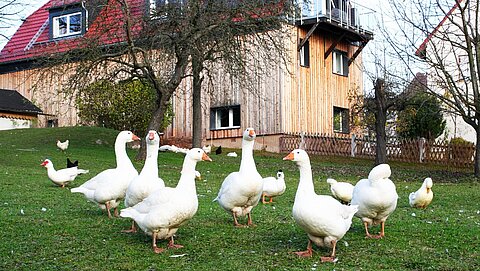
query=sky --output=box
[0,0,49,50]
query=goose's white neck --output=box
[176,158,198,193]
[295,160,316,199]
[140,143,159,176]
[239,139,257,173]
[115,140,135,171]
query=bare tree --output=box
[37,0,294,158]
[380,0,480,175]
[0,0,28,44]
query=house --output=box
[415,0,476,144]
[0,0,373,152]
[0,88,43,130]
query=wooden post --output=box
[299,131,306,149]
[419,137,426,163]
[351,134,356,157]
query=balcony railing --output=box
[294,0,375,35]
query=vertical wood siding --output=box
[0,26,364,143]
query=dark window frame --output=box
[49,4,87,40]
[299,38,310,68]
[210,105,241,131]
[333,106,349,133]
[332,50,349,76]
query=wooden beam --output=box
[348,40,369,66]
[297,21,320,51]
[324,32,346,59]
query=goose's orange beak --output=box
[148,131,155,140]
[202,153,212,161]
[249,129,255,137]
[283,152,294,161]
[132,134,141,141]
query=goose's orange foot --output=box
[168,243,184,249]
[121,228,137,233]
[294,250,312,257]
[366,234,383,239]
[153,246,165,254]
[320,256,337,263]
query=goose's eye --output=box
[198,150,201,153]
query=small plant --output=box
[449,137,473,146]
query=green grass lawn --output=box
[0,127,479,270]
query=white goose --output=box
[350,164,398,239]
[261,170,286,204]
[120,148,211,253]
[283,149,358,262]
[123,130,165,232]
[409,177,433,209]
[326,178,354,204]
[41,159,89,188]
[214,128,263,227]
[71,131,140,218]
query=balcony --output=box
[293,0,374,42]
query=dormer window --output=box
[53,12,82,38]
[49,4,87,40]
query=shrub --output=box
[77,79,158,134]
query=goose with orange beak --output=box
[283,149,358,262]
[409,177,433,209]
[71,131,140,218]
[214,128,263,227]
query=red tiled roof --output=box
[0,0,145,65]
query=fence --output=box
[279,133,476,168]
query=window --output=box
[52,12,82,38]
[333,106,349,133]
[333,50,349,76]
[210,105,241,130]
[49,5,87,40]
[150,0,185,15]
[299,39,310,67]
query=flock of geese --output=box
[41,128,434,262]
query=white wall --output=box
[0,117,32,130]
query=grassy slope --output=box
[0,127,479,270]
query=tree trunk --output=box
[192,57,204,148]
[135,92,171,160]
[475,128,480,177]
[374,79,388,165]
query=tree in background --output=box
[0,0,26,44]
[76,79,166,135]
[381,0,480,175]
[37,0,294,159]
[396,91,445,140]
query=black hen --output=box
[67,157,79,168]
[215,146,222,155]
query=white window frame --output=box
[52,12,82,38]
[210,106,241,130]
[333,50,349,76]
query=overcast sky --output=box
[0,0,49,50]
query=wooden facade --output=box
[0,1,373,151]
[161,24,367,151]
